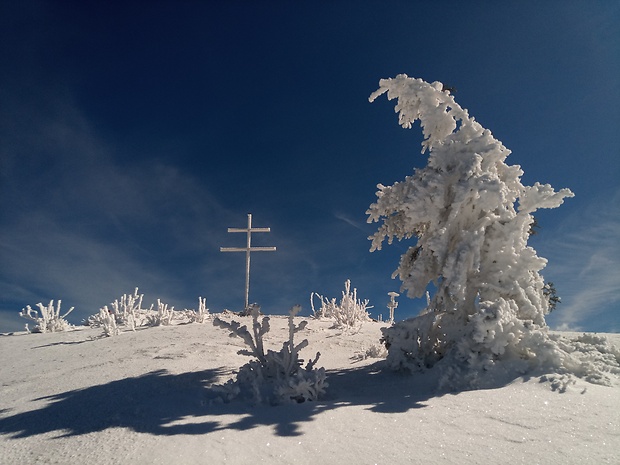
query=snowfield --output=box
[1,317,618,465]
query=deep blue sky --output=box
[1,1,618,333]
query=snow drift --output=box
[1,320,619,464]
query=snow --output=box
[1,318,619,464]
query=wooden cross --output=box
[220,213,276,310]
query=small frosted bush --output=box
[145,299,175,326]
[86,288,144,332]
[20,300,74,333]
[353,343,388,362]
[96,307,120,337]
[212,304,327,405]
[185,297,210,323]
[311,279,372,330]
[110,287,143,329]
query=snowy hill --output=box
[1,317,619,465]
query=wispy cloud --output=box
[0,93,245,328]
[538,189,620,332]
[0,91,374,329]
[333,211,367,233]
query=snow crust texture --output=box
[1,322,619,465]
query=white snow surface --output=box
[1,318,619,465]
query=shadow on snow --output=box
[0,361,447,440]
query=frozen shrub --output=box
[353,343,388,362]
[87,304,134,335]
[311,279,372,330]
[186,297,210,323]
[212,304,327,405]
[86,288,144,331]
[310,291,334,320]
[109,288,143,329]
[85,312,102,327]
[97,307,120,337]
[20,300,74,333]
[237,303,262,317]
[145,299,175,326]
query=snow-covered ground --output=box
[1,317,619,464]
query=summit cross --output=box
[220,213,276,310]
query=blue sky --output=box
[1,1,618,333]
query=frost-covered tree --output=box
[368,75,576,384]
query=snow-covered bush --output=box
[353,343,388,362]
[110,287,142,329]
[86,288,143,331]
[311,279,372,329]
[20,300,74,333]
[237,303,262,317]
[95,307,120,337]
[87,288,183,330]
[145,299,175,326]
[366,75,616,388]
[212,304,327,405]
[185,297,210,323]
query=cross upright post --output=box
[220,213,276,310]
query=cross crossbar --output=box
[228,227,271,233]
[220,213,276,310]
[221,247,277,252]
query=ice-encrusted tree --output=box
[368,75,576,383]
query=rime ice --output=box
[366,75,618,387]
